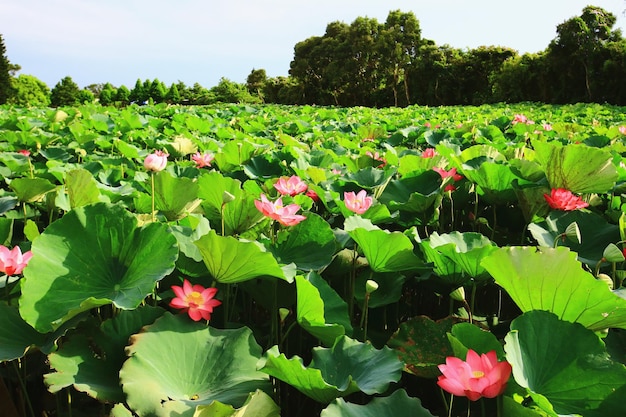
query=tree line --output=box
[1,5,625,108]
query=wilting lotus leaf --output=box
[387,316,455,378]
[65,168,101,208]
[505,310,626,417]
[273,213,336,271]
[296,273,352,346]
[20,202,178,333]
[482,246,626,331]
[194,389,280,417]
[120,313,270,417]
[344,217,426,273]
[45,306,164,402]
[320,389,436,417]
[258,336,403,404]
[195,230,292,283]
[426,231,498,282]
[0,303,47,361]
[533,140,618,193]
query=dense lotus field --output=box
[1,102,626,417]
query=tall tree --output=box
[246,68,267,101]
[50,76,80,107]
[380,10,421,106]
[548,6,620,101]
[0,34,15,104]
[115,85,130,105]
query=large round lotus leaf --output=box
[120,313,270,417]
[505,310,626,416]
[0,303,46,361]
[44,306,165,403]
[461,161,529,204]
[153,170,200,221]
[258,336,403,404]
[427,231,498,281]
[344,216,426,273]
[387,316,455,378]
[194,390,280,417]
[320,389,435,417]
[533,140,618,194]
[19,202,178,333]
[482,246,626,331]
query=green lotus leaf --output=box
[528,210,620,266]
[110,404,134,417]
[168,214,211,277]
[419,239,466,287]
[65,168,101,208]
[447,322,505,360]
[354,271,405,308]
[214,140,257,173]
[273,213,336,271]
[153,170,200,221]
[20,202,178,332]
[505,310,626,417]
[194,389,280,417]
[387,316,455,378]
[258,336,403,403]
[197,172,263,235]
[533,140,618,193]
[0,303,47,361]
[296,273,352,346]
[120,313,269,417]
[320,389,436,417]
[9,177,58,202]
[427,231,498,281]
[378,170,442,213]
[482,246,626,331]
[344,167,391,188]
[243,155,284,179]
[461,161,530,204]
[45,306,165,402]
[195,230,292,283]
[344,217,426,273]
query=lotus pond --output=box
[1,102,626,417]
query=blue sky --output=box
[1,1,625,89]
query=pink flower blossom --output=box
[192,152,214,168]
[144,150,168,172]
[542,123,553,131]
[619,126,626,135]
[17,150,31,157]
[331,169,342,175]
[273,175,308,196]
[437,350,512,401]
[424,122,432,128]
[433,167,463,182]
[512,114,534,125]
[0,245,33,276]
[422,148,437,158]
[170,279,221,322]
[544,188,589,211]
[254,194,307,226]
[344,190,373,215]
[306,189,320,202]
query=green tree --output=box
[115,85,130,105]
[8,74,50,107]
[165,83,180,104]
[246,68,267,101]
[380,10,421,106]
[77,89,94,104]
[548,6,621,101]
[0,34,15,104]
[210,77,260,104]
[129,79,146,104]
[148,79,166,103]
[50,76,80,107]
[98,83,116,106]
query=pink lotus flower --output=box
[619,126,626,135]
[344,190,373,215]
[0,245,33,276]
[17,150,31,157]
[306,189,320,202]
[169,279,221,322]
[437,349,512,401]
[544,188,589,211]
[542,123,553,131]
[144,150,168,172]
[422,148,437,158]
[274,175,308,196]
[192,152,214,168]
[433,167,463,182]
[254,194,307,226]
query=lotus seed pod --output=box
[365,279,379,294]
[449,286,466,301]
